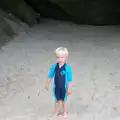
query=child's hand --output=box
[45,84,49,91]
[67,89,72,95]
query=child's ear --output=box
[65,56,68,60]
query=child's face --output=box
[56,53,67,65]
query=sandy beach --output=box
[0,19,120,120]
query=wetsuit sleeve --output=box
[48,64,56,79]
[67,67,72,82]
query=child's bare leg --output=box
[62,101,67,116]
[52,101,60,120]
[55,101,60,115]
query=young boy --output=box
[45,46,72,119]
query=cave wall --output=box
[25,0,74,21]
[0,0,40,26]
[25,0,120,25]
[50,0,120,25]
[0,0,120,25]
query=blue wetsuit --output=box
[48,63,72,102]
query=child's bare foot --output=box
[62,112,68,120]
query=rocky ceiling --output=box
[0,0,120,26]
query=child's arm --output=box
[46,78,51,85]
[45,78,51,90]
[68,82,72,90]
[45,64,56,90]
[68,82,72,95]
[67,67,72,95]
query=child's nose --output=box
[58,58,61,61]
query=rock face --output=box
[51,0,120,25]
[25,0,120,25]
[25,0,74,22]
[0,8,29,46]
[0,12,14,37]
[0,0,40,26]
[0,0,120,26]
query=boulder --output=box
[26,0,120,25]
[0,8,29,35]
[50,0,120,25]
[0,0,39,26]
[0,11,14,36]
[24,0,74,21]
[0,8,29,47]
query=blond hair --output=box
[55,46,69,56]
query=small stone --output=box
[38,92,40,96]
[112,107,117,111]
[109,73,113,75]
[28,96,30,99]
